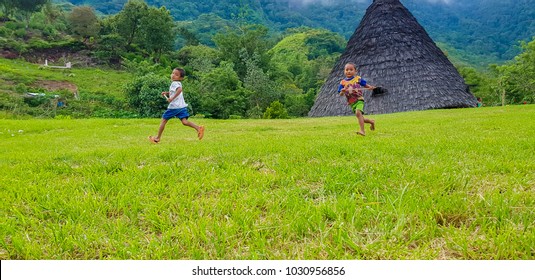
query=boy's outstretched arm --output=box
[161,91,170,101]
[166,87,183,103]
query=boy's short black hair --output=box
[345,63,357,69]
[174,68,185,78]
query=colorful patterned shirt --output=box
[338,76,367,105]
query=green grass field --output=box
[1,105,534,259]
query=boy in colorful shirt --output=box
[338,63,376,136]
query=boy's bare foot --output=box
[148,136,159,144]
[370,120,375,131]
[198,126,205,140]
[357,131,366,136]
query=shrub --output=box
[23,95,49,107]
[28,38,51,49]
[263,100,289,119]
[122,58,164,76]
[1,38,26,52]
[124,73,168,118]
[246,105,263,119]
[14,83,28,93]
[0,26,12,37]
[4,21,23,30]
[13,29,26,38]
[0,92,25,111]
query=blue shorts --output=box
[162,107,190,120]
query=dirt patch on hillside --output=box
[26,49,96,67]
[35,80,78,97]
[1,50,18,59]
[1,45,97,67]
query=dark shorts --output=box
[162,107,190,120]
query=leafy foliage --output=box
[496,38,535,104]
[2,0,49,27]
[458,66,496,106]
[112,0,148,48]
[176,45,220,73]
[213,24,272,80]
[124,73,168,118]
[263,100,288,119]
[195,61,249,119]
[57,0,535,66]
[138,7,176,62]
[67,6,100,42]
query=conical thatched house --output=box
[309,0,477,116]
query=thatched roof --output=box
[309,0,477,117]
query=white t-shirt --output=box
[168,81,188,109]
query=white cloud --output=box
[423,0,453,4]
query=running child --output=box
[149,68,204,143]
[338,63,376,136]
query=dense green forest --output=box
[57,0,535,67]
[0,0,533,119]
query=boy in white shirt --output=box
[149,68,205,143]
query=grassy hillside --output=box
[0,58,133,118]
[0,58,130,98]
[1,105,534,259]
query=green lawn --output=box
[1,105,534,259]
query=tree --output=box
[177,27,200,47]
[213,24,272,80]
[67,6,100,43]
[175,13,235,48]
[1,0,17,19]
[497,37,535,104]
[177,45,220,73]
[138,6,176,62]
[198,61,248,119]
[11,0,49,28]
[94,34,126,65]
[42,1,62,25]
[114,0,148,49]
[242,49,280,110]
[458,66,497,106]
